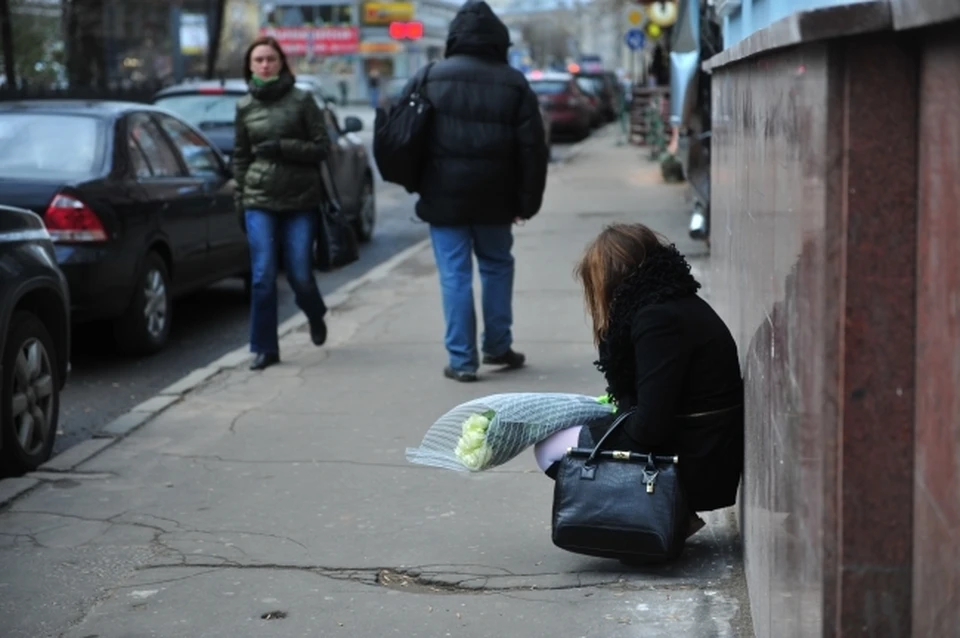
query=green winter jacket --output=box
[233,74,330,214]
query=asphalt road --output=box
[54,140,579,455]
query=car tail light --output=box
[44,193,108,242]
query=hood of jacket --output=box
[445,0,510,62]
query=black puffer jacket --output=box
[409,0,548,226]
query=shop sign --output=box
[362,2,415,25]
[260,26,360,55]
[359,41,403,54]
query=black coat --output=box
[407,0,548,226]
[586,250,745,512]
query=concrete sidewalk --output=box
[0,129,750,638]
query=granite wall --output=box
[706,7,959,636]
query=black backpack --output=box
[373,63,434,193]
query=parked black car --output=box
[0,204,70,476]
[152,79,377,243]
[0,100,249,355]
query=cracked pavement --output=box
[0,130,751,637]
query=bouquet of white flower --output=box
[406,393,616,472]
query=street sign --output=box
[624,28,645,51]
[625,6,644,26]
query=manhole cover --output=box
[376,569,465,595]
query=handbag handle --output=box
[584,408,637,466]
[320,160,342,213]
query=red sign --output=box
[388,21,423,40]
[259,27,360,56]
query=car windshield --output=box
[529,81,568,95]
[0,113,103,179]
[153,92,243,128]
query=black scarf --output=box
[594,244,701,405]
[249,73,295,102]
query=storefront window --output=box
[265,5,354,27]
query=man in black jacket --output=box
[408,0,548,382]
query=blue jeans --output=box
[429,224,515,372]
[246,209,327,355]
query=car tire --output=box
[1,311,60,476]
[353,175,376,243]
[114,252,172,356]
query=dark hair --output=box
[574,223,667,345]
[242,36,293,83]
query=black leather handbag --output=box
[314,161,359,271]
[373,62,434,193]
[551,410,689,562]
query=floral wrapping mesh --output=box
[405,393,616,472]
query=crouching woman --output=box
[535,223,745,539]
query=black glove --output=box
[253,140,283,160]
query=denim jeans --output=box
[429,224,514,372]
[245,209,327,355]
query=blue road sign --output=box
[625,29,645,51]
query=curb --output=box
[0,237,432,510]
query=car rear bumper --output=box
[55,244,135,322]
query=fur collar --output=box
[594,244,701,404]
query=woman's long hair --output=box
[242,36,293,83]
[574,223,667,345]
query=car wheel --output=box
[353,176,376,243]
[1,311,60,475]
[114,252,172,355]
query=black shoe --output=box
[250,353,280,371]
[310,318,327,346]
[443,366,478,382]
[482,349,526,369]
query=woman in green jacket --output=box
[233,36,330,371]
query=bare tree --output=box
[518,14,574,67]
[63,0,107,88]
[0,0,15,86]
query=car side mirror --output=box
[343,116,363,133]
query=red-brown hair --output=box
[243,36,293,83]
[574,223,667,345]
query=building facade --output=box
[260,0,457,102]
